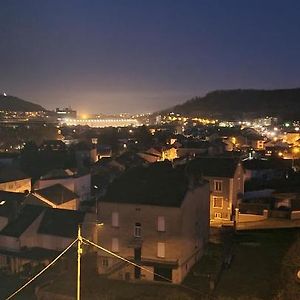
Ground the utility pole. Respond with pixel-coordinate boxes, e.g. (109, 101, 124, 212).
(77, 225, 82, 300)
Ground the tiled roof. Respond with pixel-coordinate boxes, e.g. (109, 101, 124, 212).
(243, 158, 291, 170)
(38, 209, 85, 238)
(187, 157, 240, 178)
(104, 161, 189, 207)
(34, 184, 78, 205)
(0, 205, 44, 237)
(0, 167, 30, 183)
(0, 191, 26, 217)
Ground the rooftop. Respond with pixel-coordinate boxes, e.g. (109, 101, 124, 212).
(0, 205, 44, 237)
(0, 167, 30, 183)
(34, 184, 78, 205)
(187, 157, 240, 178)
(103, 161, 189, 207)
(38, 208, 85, 238)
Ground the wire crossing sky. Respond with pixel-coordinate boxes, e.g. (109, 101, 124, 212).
(1, 0, 300, 113)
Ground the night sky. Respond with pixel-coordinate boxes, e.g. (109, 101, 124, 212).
(1, 0, 300, 114)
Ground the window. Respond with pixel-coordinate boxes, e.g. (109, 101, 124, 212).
(134, 223, 141, 237)
(212, 196, 223, 208)
(112, 212, 119, 227)
(157, 242, 165, 258)
(112, 238, 119, 252)
(157, 216, 165, 232)
(215, 213, 222, 219)
(102, 258, 109, 267)
(214, 180, 223, 192)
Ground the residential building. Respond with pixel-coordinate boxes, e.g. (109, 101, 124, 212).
(187, 157, 244, 222)
(34, 168, 91, 202)
(96, 162, 210, 283)
(26, 183, 79, 210)
(0, 205, 86, 273)
(0, 167, 31, 193)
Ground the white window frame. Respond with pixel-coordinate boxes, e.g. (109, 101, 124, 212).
(112, 212, 119, 227)
(157, 216, 165, 232)
(112, 238, 119, 252)
(134, 223, 141, 238)
(212, 196, 223, 208)
(214, 180, 223, 192)
(157, 242, 165, 258)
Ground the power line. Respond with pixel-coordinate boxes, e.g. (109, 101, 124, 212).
(5, 238, 78, 300)
(83, 237, 203, 296)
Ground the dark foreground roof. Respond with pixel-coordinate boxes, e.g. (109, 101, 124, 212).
(103, 161, 189, 207)
(187, 157, 240, 178)
(242, 158, 291, 170)
(38, 209, 85, 238)
(0, 167, 29, 183)
(0, 247, 59, 260)
(0, 205, 44, 237)
(35, 184, 78, 205)
(0, 191, 26, 217)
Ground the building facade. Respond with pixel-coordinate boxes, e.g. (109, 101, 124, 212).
(96, 179, 209, 283)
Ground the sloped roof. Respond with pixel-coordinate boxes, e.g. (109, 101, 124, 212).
(243, 158, 291, 170)
(34, 184, 78, 205)
(187, 157, 240, 178)
(0, 205, 44, 237)
(0, 191, 26, 217)
(38, 209, 85, 238)
(104, 161, 189, 207)
(0, 167, 30, 183)
(40, 169, 73, 180)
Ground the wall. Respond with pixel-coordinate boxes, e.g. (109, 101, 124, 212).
(35, 174, 91, 202)
(96, 182, 210, 283)
(206, 176, 231, 220)
(0, 216, 8, 231)
(291, 211, 300, 220)
(0, 178, 31, 193)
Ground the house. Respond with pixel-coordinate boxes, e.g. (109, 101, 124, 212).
(73, 141, 98, 166)
(96, 162, 210, 283)
(26, 184, 79, 210)
(34, 168, 91, 202)
(138, 146, 178, 163)
(243, 158, 291, 181)
(187, 157, 244, 222)
(0, 167, 31, 193)
(0, 205, 86, 274)
(39, 140, 67, 152)
(0, 190, 27, 230)
(177, 140, 209, 158)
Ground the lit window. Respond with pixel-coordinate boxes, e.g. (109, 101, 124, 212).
(157, 216, 165, 232)
(215, 213, 222, 219)
(112, 212, 119, 227)
(212, 196, 223, 208)
(157, 242, 165, 258)
(214, 180, 223, 192)
(112, 238, 119, 252)
(134, 223, 141, 237)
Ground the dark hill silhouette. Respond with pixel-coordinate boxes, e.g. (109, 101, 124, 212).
(0, 94, 45, 111)
(160, 88, 300, 119)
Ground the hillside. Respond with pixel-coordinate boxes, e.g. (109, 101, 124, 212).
(161, 88, 300, 119)
(0, 94, 45, 111)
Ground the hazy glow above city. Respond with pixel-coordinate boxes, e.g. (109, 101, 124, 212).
(1, 1, 300, 113)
